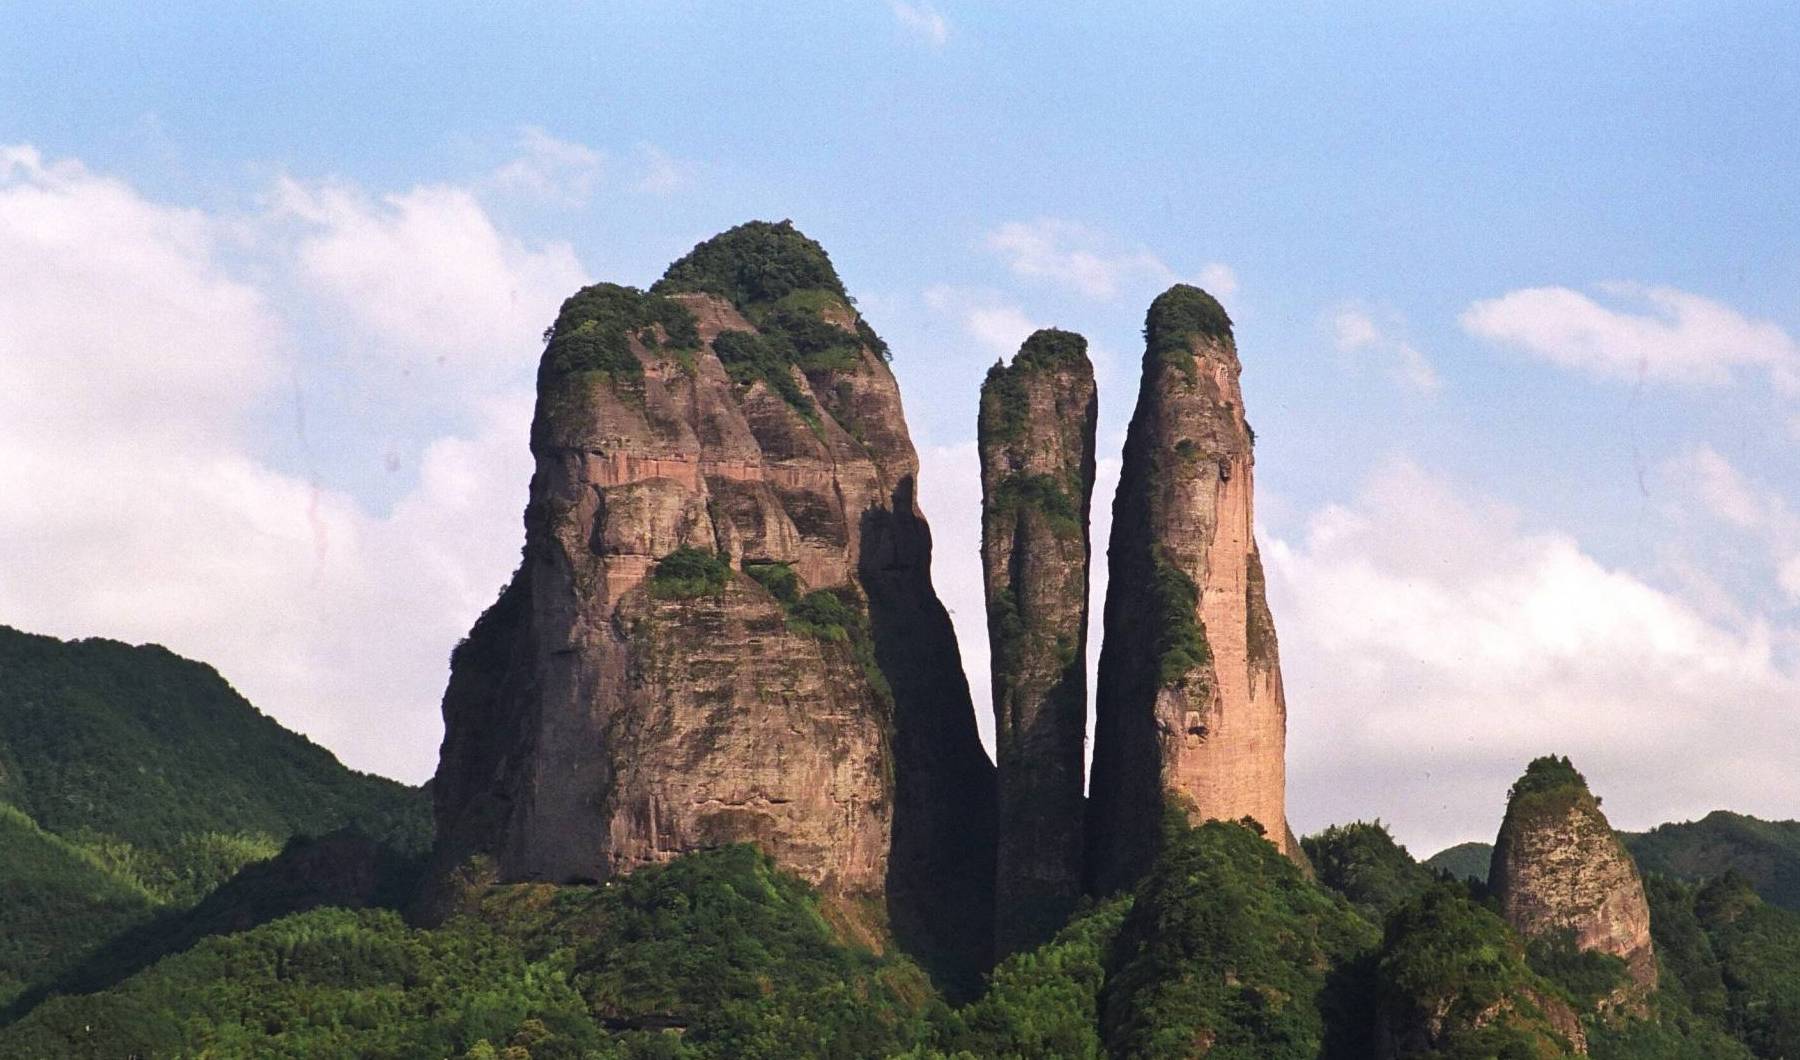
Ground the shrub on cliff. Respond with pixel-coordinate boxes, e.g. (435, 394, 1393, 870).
(649, 548, 732, 599)
(1375, 884, 1585, 1058)
(1144, 284, 1233, 378)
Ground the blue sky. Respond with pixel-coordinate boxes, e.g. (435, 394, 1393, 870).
(4, 3, 1798, 855)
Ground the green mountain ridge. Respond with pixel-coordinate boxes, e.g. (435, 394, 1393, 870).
(1423, 812, 1800, 915)
(0, 624, 430, 1010)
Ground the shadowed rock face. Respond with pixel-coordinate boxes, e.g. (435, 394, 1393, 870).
(1489, 756, 1659, 1001)
(978, 328, 1097, 957)
(1086, 285, 1295, 895)
(428, 223, 995, 981)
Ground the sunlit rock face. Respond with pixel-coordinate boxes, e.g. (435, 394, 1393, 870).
(428, 223, 995, 979)
(1489, 756, 1659, 1003)
(1087, 285, 1298, 895)
(978, 328, 1097, 956)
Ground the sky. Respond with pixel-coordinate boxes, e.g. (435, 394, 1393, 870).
(3, 2, 1798, 857)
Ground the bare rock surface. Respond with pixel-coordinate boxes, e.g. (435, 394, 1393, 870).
(427, 223, 995, 982)
(1490, 756, 1659, 1001)
(1087, 285, 1297, 893)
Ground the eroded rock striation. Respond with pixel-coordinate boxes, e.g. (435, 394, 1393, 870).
(1489, 756, 1659, 1001)
(978, 328, 1096, 956)
(428, 222, 995, 979)
(1086, 285, 1296, 894)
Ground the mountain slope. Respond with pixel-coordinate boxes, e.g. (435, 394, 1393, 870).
(0, 624, 429, 1008)
(1626, 812, 1800, 913)
(0, 624, 428, 859)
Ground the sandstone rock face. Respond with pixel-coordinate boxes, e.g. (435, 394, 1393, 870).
(1086, 285, 1295, 894)
(978, 329, 1097, 956)
(429, 224, 995, 976)
(1489, 756, 1659, 1000)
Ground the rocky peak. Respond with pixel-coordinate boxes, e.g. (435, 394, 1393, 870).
(429, 222, 994, 984)
(1086, 285, 1296, 894)
(1489, 756, 1659, 1001)
(978, 327, 1097, 956)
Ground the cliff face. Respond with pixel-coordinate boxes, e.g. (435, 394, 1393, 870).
(429, 223, 995, 976)
(1489, 757, 1658, 1001)
(978, 329, 1097, 956)
(1086, 285, 1294, 894)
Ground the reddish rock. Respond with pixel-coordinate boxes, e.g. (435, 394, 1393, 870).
(1087, 285, 1297, 894)
(427, 223, 994, 981)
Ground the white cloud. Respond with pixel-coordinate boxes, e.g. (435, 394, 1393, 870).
(1266, 459, 1800, 855)
(490, 126, 604, 206)
(923, 284, 1039, 359)
(0, 145, 549, 782)
(984, 218, 1234, 302)
(1331, 304, 1441, 393)
(1461, 282, 1800, 391)
(275, 176, 585, 388)
(889, 0, 949, 47)
(633, 142, 692, 196)
(1653, 446, 1800, 608)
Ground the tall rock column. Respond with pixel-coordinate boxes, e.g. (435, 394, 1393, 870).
(979, 328, 1097, 956)
(1086, 285, 1295, 895)
(1489, 756, 1659, 1002)
(427, 223, 995, 989)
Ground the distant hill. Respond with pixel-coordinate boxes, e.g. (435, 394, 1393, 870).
(1422, 814, 1800, 915)
(0, 624, 429, 1007)
(1423, 841, 1494, 883)
(1625, 811, 1800, 913)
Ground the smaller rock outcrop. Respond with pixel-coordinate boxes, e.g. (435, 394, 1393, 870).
(978, 328, 1097, 957)
(1489, 756, 1658, 1002)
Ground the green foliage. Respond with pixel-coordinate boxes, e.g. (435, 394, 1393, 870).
(710, 329, 817, 420)
(1626, 811, 1800, 913)
(988, 473, 1080, 536)
(1144, 284, 1233, 379)
(741, 560, 799, 605)
(0, 626, 429, 855)
(1502, 755, 1596, 833)
(1100, 820, 1381, 1059)
(925, 897, 1129, 1060)
(648, 547, 732, 599)
(0, 802, 156, 1009)
(1, 846, 937, 1060)
(1149, 549, 1210, 688)
(1014, 327, 1088, 370)
(1524, 927, 1627, 1011)
(655, 220, 848, 308)
(1510, 755, 1589, 800)
(1302, 820, 1438, 923)
(540, 282, 700, 390)
(655, 221, 891, 365)
(1376, 884, 1581, 1058)
(978, 358, 1030, 445)
(788, 589, 859, 643)
(1425, 841, 1495, 885)
(0, 624, 428, 1007)
(1691, 872, 1800, 1057)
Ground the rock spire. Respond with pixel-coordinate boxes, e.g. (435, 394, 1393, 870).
(1489, 756, 1659, 1001)
(978, 328, 1097, 956)
(427, 221, 995, 983)
(1086, 284, 1297, 894)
